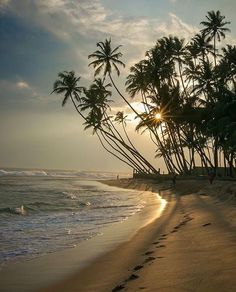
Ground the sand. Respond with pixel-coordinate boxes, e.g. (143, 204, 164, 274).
(1, 178, 236, 291)
(41, 178, 236, 292)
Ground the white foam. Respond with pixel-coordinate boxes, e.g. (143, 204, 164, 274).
(14, 205, 26, 215)
(62, 192, 77, 200)
(0, 169, 48, 176)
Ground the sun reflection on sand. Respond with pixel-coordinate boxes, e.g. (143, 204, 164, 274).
(155, 192, 167, 218)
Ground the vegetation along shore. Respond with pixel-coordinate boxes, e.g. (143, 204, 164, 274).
(52, 10, 236, 178)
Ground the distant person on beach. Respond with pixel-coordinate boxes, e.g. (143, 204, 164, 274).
(117, 174, 119, 180)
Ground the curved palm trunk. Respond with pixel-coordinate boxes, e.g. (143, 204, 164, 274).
(175, 125, 191, 172)
(100, 131, 144, 172)
(104, 113, 158, 173)
(160, 124, 181, 173)
(109, 73, 181, 173)
(178, 61, 189, 99)
(120, 121, 158, 173)
(109, 74, 142, 118)
(109, 74, 162, 173)
(166, 124, 186, 173)
(70, 94, 158, 173)
(96, 131, 136, 170)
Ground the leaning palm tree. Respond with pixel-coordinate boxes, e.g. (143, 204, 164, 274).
(88, 38, 144, 119)
(80, 79, 112, 114)
(51, 71, 84, 107)
(200, 10, 230, 65)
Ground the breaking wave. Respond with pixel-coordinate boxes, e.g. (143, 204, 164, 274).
(0, 169, 48, 176)
(0, 169, 130, 180)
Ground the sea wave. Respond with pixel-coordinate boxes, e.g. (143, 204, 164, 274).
(0, 169, 130, 180)
(0, 205, 26, 215)
(0, 169, 48, 176)
(0, 199, 93, 216)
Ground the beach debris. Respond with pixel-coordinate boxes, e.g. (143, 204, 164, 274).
(128, 274, 139, 280)
(202, 222, 211, 227)
(112, 284, 125, 291)
(133, 265, 143, 271)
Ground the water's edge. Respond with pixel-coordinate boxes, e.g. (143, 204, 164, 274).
(0, 182, 167, 292)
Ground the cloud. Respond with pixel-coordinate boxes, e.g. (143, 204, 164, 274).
(2, 1, 197, 44)
(0, 0, 9, 8)
(0, 0, 202, 79)
(0, 79, 29, 91)
(16, 81, 30, 89)
(0, 79, 50, 110)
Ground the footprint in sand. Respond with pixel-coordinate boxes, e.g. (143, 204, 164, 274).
(112, 284, 125, 291)
(128, 274, 139, 281)
(133, 265, 144, 271)
(202, 222, 211, 227)
(159, 237, 167, 241)
(152, 241, 160, 245)
(144, 256, 156, 263)
(156, 245, 166, 248)
(144, 251, 154, 255)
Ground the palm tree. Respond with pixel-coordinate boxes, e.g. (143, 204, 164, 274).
(88, 38, 125, 77)
(51, 71, 84, 106)
(125, 61, 149, 98)
(88, 38, 146, 120)
(80, 79, 112, 114)
(218, 45, 236, 89)
(114, 111, 135, 148)
(191, 33, 213, 62)
(200, 10, 230, 65)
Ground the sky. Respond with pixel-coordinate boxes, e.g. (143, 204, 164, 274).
(0, 0, 235, 172)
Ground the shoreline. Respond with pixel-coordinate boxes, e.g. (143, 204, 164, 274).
(1, 178, 236, 291)
(0, 181, 165, 292)
(42, 178, 236, 291)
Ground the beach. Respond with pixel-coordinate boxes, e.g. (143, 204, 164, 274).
(1, 178, 236, 291)
(42, 178, 236, 292)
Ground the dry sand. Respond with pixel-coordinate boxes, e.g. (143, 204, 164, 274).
(41, 178, 236, 292)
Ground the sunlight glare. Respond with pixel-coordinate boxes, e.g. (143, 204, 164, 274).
(155, 113, 162, 120)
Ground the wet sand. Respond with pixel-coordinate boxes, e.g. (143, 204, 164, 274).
(1, 178, 236, 291)
(0, 181, 164, 292)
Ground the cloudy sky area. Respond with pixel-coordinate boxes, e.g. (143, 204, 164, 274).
(0, 0, 235, 172)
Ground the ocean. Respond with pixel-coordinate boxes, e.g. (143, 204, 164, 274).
(0, 168, 163, 271)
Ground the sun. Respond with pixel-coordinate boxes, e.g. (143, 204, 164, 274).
(155, 113, 162, 120)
